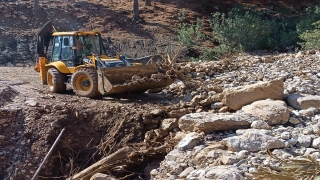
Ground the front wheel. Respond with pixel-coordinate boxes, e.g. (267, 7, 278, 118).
(47, 68, 67, 93)
(71, 68, 101, 98)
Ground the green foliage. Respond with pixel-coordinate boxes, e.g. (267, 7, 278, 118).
(296, 6, 320, 34)
(210, 9, 275, 52)
(176, 4, 320, 60)
(178, 9, 187, 22)
(299, 21, 320, 49)
(270, 19, 299, 49)
(200, 47, 218, 61)
(177, 18, 205, 48)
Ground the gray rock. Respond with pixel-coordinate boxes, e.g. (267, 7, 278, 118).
(210, 102, 224, 109)
(205, 165, 245, 180)
(241, 99, 290, 125)
(299, 107, 317, 117)
(178, 167, 194, 178)
(280, 132, 291, 140)
(289, 117, 300, 124)
(220, 154, 238, 165)
(312, 137, 320, 148)
(236, 159, 248, 167)
(25, 99, 39, 107)
(224, 129, 285, 152)
(186, 169, 206, 179)
(287, 138, 298, 146)
(161, 118, 178, 132)
(177, 132, 200, 151)
(286, 94, 320, 110)
(297, 135, 312, 147)
(236, 150, 249, 159)
(251, 120, 270, 130)
(179, 112, 259, 133)
(312, 123, 320, 135)
(222, 78, 284, 110)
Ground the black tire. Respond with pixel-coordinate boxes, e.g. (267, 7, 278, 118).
(71, 68, 101, 98)
(47, 68, 67, 93)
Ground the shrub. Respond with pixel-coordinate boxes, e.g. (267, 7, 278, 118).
(299, 21, 320, 49)
(177, 18, 205, 48)
(210, 9, 275, 52)
(177, 4, 320, 60)
(178, 9, 187, 22)
(296, 6, 320, 34)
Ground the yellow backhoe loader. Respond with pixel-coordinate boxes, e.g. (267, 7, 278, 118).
(34, 21, 175, 98)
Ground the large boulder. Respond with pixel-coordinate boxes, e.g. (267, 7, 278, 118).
(241, 99, 290, 125)
(286, 94, 320, 110)
(224, 129, 285, 152)
(222, 79, 284, 110)
(179, 112, 259, 133)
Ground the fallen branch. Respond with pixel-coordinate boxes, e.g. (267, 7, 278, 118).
(68, 142, 174, 180)
(68, 146, 136, 180)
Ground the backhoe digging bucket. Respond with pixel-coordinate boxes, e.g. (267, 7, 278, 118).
(97, 64, 175, 95)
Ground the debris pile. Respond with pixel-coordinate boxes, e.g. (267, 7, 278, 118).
(1, 50, 320, 180)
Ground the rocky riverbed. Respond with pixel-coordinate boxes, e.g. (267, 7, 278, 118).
(148, 50, 320, 180)
(1, 50, 320, 179)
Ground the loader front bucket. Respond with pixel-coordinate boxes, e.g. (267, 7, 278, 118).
(97, 64, 175, 95)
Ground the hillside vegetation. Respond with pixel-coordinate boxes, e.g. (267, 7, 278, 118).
(0, 0, 319, 65)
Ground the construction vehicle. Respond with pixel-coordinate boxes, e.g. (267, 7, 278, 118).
(34, 21, 175, 98)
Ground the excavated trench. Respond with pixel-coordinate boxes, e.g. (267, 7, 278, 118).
(13, 100, 174, 180)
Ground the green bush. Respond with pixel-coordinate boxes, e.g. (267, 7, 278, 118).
(268, 16, 299, 49)
(177, 18, 205, 48)
(299, 21, 320, 49)
(177, 4, 320, 60)
(210, 9, 275, 51)
(296, 6, 320, 34)
(178, 9, 187, 22)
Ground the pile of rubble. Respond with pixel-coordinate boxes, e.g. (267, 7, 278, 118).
(1, 50, 320, 180)
(146, 50, 320, 180)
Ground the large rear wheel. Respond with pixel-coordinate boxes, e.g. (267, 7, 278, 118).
(71, 68, 101, 98)
(47, 68, 67, 93)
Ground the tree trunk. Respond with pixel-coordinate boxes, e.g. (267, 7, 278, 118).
(133, 0, 139, 20)
(145, 0, 151, 6)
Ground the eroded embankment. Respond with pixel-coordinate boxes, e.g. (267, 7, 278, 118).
(1, 96, 177, 180)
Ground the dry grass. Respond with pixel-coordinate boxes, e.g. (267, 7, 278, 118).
(253, 149, 320, 180)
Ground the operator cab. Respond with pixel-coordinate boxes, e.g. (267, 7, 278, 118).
(35, 21, 130, 70)
(50, 32, 107, 67)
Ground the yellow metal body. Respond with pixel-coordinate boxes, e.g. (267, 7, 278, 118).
(35, 54, 115, 84)
(36, 58, 75, 84)
(35, 29, 173, 95)
(74, 74, 91, 91)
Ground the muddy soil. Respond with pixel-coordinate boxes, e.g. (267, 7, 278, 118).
(0, 67, 180, 179)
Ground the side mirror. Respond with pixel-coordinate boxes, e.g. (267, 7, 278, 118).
(63, 38, 69, 46)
